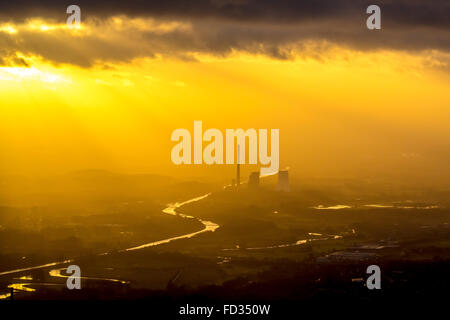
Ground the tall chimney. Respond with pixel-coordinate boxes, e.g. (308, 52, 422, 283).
(236, 144, 240, 187)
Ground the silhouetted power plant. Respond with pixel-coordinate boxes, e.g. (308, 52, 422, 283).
(248, 171, 260, 188)
(236, 144, 241, 187)
(277, 170, 290, 192)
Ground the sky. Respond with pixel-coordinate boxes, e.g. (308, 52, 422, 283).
(0, 1, 449, 184)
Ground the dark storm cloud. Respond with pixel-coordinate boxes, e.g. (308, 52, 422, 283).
(0, 1, 449, 67)
(1, 0, 449, 28)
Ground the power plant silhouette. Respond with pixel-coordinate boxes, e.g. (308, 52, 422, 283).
(231, 145, 289, 191)
(277, 170, 290, 192)
(248, 172, 260, 188)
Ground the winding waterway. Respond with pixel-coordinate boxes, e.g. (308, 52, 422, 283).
(123, 193, 218, 252)
(0, 192, 219, 299)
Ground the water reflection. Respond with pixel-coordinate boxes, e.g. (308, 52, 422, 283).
(0, 192, 220, 299)
(124, 193, 219, 252)
(223, 232, 344, 251)
(49, 267, 129, 284)
(313, 205, 352, 210)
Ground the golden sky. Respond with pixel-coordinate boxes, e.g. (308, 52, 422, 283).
(0, 5, 449, 184)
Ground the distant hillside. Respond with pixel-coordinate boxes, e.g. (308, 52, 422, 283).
(0, 170, 212, 206)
